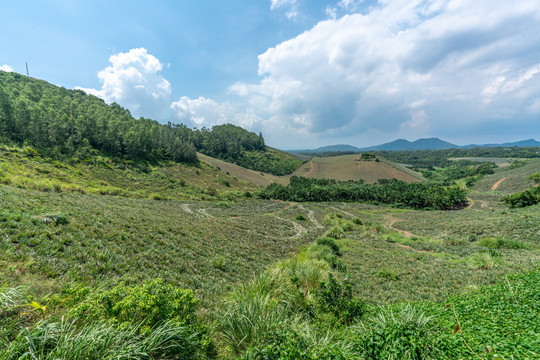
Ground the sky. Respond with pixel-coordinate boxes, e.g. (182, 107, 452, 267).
(1, 0, 539, 149)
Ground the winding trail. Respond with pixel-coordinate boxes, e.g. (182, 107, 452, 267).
(180, 204, 193, 213)
(275, 216, 307, 239)
(384, 215, 413, 238)
(466, 197, 474, 209)
(328, 205, 355, 219)
(491, 177, 508, 191)
(198, 208, 213, 219)
(298, 205, 323, 229)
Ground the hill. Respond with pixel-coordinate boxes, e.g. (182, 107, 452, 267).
(0, 71, 301, 176)
(288, 144, 361, 154)
(473, 158, 540, 194)
(292, 154, 424, 183)
(361, 138, 458, 151)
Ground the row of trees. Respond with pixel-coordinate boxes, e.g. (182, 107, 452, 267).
(259, 176, 467, 210)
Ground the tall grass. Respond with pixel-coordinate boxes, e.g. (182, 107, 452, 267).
(1, 318, 203, 360)
(216, 273, 292, 355)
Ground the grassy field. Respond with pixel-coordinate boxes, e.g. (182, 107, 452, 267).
(292, 154, 423, 183)
(473, 158, 540, 194)
(197, 152, 289, 186)
(0, 145, 257, 201)
(2, 146, 539, 359)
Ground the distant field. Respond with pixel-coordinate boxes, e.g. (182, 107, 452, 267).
(292, 154, 423, 183)
(473, 158, 540, 194)
(449, 157, 525, 167)
(197, 152, 289, 186)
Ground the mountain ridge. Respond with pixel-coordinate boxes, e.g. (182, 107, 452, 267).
(286, 138, 540, 153)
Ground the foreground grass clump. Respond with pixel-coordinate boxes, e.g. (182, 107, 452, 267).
(0, 280, 215, 359)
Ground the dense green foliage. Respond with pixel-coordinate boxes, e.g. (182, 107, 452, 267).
(0, 72, 197, 163)
(259, 176, 467, 209)
(502, 185, 540, 208)
(0, 72, 301, 175)
(380, 147, 540, 168)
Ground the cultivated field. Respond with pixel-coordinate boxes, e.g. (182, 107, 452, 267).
(292, 154, 423, 183)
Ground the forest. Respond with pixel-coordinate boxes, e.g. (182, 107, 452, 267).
(0, 72, 300, 175)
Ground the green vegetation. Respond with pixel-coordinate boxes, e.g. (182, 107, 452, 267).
(380, 147, 540, 168)
(0, 72, 301, 176)
(260, 176, 467, 209)
(0, 77, 538, 359)
(503, 186, 540, 208)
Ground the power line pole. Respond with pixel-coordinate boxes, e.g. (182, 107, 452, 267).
(26, 62, 29, 77)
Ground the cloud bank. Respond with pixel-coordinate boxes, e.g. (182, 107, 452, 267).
(77, 48, 171, 120)
(0, 65, 14, 72)
(82, 1, 540, 147)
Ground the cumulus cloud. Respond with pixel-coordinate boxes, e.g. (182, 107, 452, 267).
(232, 0, 540, 146)
(170, 96, 263, 129)
(270, 0, 299, 20)
(77, 48, 171, 119)
(0, 64, 14, 72)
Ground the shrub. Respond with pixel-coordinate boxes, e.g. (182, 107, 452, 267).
(353, 305, 456, 359)
(478, 237, 528, 249)
(468, 250, 502, 270)
(313, 273, 365, 325)
(316, 237, 341, 256)
(295, 214, 307, 221)
(324, 226, 344, 239)
(375, 268, 400, 281)
(32, 213, 69, 226)
(70, 279, 198, 330)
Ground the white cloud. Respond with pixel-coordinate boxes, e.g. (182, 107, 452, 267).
(0, 65, 14, 72)
(170, 96, 263, 129)
(270, 0, 299, 20)
(232, 0, 540, 146)
(77, 48, 171, 119)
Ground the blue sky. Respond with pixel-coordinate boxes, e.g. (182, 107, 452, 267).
(1, 0, 539, 148)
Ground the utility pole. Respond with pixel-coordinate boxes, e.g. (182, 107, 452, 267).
(26, 62, 29, 77)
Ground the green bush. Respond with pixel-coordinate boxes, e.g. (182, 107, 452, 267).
(324, 226, 345, 239)
(316, 237, 341, 256)
(70, 279, 197, 330)
(353, 305, 456, 359)
(478, 237, 528, 249)
(313, 273, 365, 325)
(502, 186, 540, 208)
(295, 214, 307, 221)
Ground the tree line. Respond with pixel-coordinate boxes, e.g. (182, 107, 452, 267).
(259, 176, 467, 210)
(0, 72, 301, 174)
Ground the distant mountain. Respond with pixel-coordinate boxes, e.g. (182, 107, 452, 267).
(288, 144, 361, 154)
(360, 138, 458, 151)
(461, 139, 540, 149)
(286, 138, 540, 154)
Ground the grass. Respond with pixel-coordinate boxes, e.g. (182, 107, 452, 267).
(0, 145, 257, 201)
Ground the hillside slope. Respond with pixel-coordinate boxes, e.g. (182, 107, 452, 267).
(473, 158, 540, 194)
(292, 154, 423, 183)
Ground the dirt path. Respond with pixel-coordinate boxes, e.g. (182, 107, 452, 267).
(384, 215, 413, 238)
(198, 208, 213, 219)
(466, 197, 474, 209)
(304, 161, 316, 177)
(491, 177, 508, 191)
